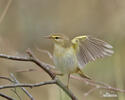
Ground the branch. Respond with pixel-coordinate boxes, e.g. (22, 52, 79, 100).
(0, 49, 78, 100)
(56, 78, 77, 100)
(0, 49, 124, 99)
(0, 53, 31, 61)
(26, 49, 56, 79)
(0, 0, 12, 24)
(10, 73, 35, 100)
(0, 93, 15, 100)
(36, 48, 53, 60)
(71, 75, 125, 93)
(0, 51, 55, 78)
(0, 74, 55, 100)
(0, 80, 56, 90)
(11, 89, 22, 100)
(83, 87, 97, 96)
(0, 76, 14, 83)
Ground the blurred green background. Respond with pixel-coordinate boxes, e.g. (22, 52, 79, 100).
(0, 0, 125, 100)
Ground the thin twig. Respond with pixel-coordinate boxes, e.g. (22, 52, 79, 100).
(0, 49, 78, 100)
(71, 75, 125, 93)
(0, 50, 124, 99)
(0, 76, 14, 83)
(0, 80, 56, 90)
(11, 89, 22, 100)
(15, 68, 37, 73)
(10, 73, 35, 100)
(26, 49, 56, 79)
(20, 87, 34, 100)
(84, 87, 97, 96)
(0, 93, 15, 100)
(36, 48, 53, 60)
(0, 0, 12, 24)
(0, 53, 31, 61)
(56, 78, 78, 100)
(0, 52, 55, 78)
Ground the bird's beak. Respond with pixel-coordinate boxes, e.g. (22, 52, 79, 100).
(42, 35, 52, 39)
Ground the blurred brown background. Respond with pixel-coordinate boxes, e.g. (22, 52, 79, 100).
(0, 0, 125, 100)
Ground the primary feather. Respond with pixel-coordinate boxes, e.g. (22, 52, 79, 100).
(72, 35, 114, 69)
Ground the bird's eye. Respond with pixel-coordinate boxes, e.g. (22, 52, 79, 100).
(55, 37, 60, 39)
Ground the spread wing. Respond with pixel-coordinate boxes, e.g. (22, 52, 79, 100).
(71, 35, 114, 69)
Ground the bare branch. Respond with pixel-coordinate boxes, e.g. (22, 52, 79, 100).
(0, 51, 55, 78)
(0, 93, 15, 100)
(84, 87, 97, 96)
(0, 53, 31, 61)
(71, 75, 125, 93)
(20, 87, 34, 100)
(0, 49, 124, 99)
(0, 0, 12, 24)
(0, 80, 56, 90)
(26, 49, 56, 79)
(10, 73, 35, 100)
(56, 78, 78, 100)
(11, 89, 22, 100)
(15, 68, 37, 73)
(0, 49, 78, 100)
(36, 48, 53, 60)
(0, 76, 14, 83)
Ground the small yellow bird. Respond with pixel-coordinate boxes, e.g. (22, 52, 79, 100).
(46, 33, 114, 86)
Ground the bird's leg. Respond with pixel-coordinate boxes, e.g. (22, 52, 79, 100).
(76, 68, 91, 80)
(67, 73, 70, 88)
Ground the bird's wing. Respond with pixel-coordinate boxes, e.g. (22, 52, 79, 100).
(71, 35, 114, 69)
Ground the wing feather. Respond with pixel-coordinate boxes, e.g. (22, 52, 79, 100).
(72, 35, 114, 69)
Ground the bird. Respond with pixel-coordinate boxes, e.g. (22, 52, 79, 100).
(45, 33, 114, 86)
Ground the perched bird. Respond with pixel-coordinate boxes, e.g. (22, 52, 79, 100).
(46, 33, 114, 86)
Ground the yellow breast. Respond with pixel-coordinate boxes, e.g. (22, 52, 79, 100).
(53, 43, 78, 74)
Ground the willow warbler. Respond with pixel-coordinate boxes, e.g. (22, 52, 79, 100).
(46, 33, 113, 85)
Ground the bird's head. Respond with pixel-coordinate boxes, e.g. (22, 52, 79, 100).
(46, 33, 69, 46)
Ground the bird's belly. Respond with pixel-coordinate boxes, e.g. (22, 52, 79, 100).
(53, 52, 77, 74)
